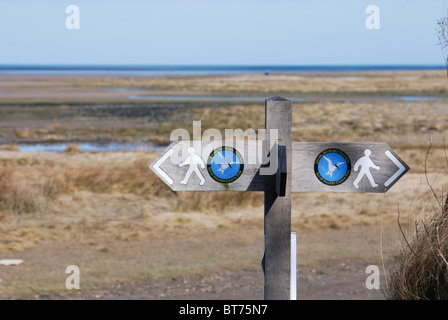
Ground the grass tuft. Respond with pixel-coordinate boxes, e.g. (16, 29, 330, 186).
(387, 195, 448, 300)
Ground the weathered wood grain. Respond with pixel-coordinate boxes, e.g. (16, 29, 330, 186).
(263, 97, 292, 300)
(150, 141, 409, 194)
(291, 142, 410, 193)
(149, 140, 265, 192)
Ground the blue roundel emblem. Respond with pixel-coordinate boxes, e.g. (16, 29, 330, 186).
(314, 149, 351, 186)
(207, 147, 244, 183)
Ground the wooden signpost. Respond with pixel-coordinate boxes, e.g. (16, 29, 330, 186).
(149, 96, 410, 300)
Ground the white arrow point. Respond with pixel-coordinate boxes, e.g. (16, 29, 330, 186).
(384, 150, 406, 187)
(151, 149, 174, 185)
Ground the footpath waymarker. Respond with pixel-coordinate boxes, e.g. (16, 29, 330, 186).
(292, 142, 409, 193)
(151, 140, 265, 191)
(149, 96, 410, 300)
(151, 143, 408, 194)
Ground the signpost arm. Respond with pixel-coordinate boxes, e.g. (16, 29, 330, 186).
(264, 96, 292, 300)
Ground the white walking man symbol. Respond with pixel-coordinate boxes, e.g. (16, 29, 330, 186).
(353, 149, 380, 189)
(179, 146, 206, 186)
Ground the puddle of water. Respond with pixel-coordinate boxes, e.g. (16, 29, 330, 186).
(128, 95, 269, 102)
(108, 88, 148, 93)
(128, 95, 306, 102)
(396, 96, 440, 102)
(14, 142, 164, 153)
(128, 94, 440, 103)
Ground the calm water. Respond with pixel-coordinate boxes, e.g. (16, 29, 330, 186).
(0, 65, 444, 77)
(128, 95, 442, 102)
(128, 95, 307, 102)
(15, 142, 164, 153)
(397, 96, 440, 102)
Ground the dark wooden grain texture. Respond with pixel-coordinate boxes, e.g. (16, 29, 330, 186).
(264, 97, 292, 300)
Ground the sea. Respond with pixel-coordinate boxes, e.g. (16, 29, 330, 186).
(0, 65, 444, 77)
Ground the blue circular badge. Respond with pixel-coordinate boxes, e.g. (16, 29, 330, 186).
(207, 147, 244, 184)
(314, 149, 351, 186)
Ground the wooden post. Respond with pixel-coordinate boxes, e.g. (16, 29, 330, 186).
(264, 96, 292, 300)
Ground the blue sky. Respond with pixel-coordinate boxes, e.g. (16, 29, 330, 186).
(0, 0, 447, 65)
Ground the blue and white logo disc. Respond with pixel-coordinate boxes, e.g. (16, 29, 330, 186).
(314, 149, 351, 186)
(207, 147, 244, 184)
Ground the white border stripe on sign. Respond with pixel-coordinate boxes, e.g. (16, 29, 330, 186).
(384, 150, 406, 187)
(152, 148, 174, 185)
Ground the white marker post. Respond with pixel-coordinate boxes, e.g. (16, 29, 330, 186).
(291, 232, 297, 300)
(0, 259, 23, 266)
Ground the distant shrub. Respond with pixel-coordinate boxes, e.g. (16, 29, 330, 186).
(1, 145, 19, 151)
(14, 129, 33, 139)
(0, 167, 40, 214)
(43, 135, 61, 142)
(64, 144, 81, 153)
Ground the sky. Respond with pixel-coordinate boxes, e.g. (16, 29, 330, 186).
(0, 0, 447, 66)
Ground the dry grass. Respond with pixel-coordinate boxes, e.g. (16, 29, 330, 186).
(1, 145, 19, 151)
(155, 100, 448, 148)
(386, 197, 448, 299)
(1, 71, 448, 105)
(0, 152, 262, 217)
(61, 71, 448, 95)
(14, 129, 34, 139)
(0, 145, 444, 253)
(173, 191, 262, 213)
(43, 134, 62, 142)
(0, 166, 44, 214)
(386, 141, 448, 300)
(191, 105, 265, 132)
(291, 101, 448, 146)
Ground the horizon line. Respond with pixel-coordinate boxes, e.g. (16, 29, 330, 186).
(0, 64, 445, 69)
